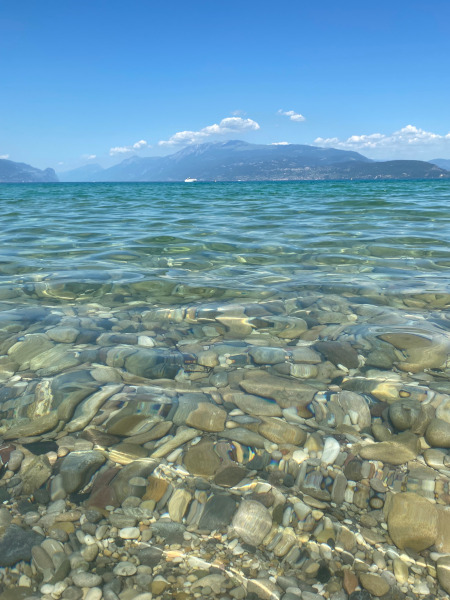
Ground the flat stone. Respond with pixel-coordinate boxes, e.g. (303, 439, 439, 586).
(198, 494, 237, 531)
(289, 346, 322, 363)
(119, 527, 140, 539)
(7, 334, 54, 366)
(192, 574, 227, 594)
(359, 573, 390, 597)
(84, 589, 102, 600)
(436, 396, 450, 423)
(240, 371, 316, 413)
(247, 578, 280, 600)
(150, 427, 199, 459)
(20, 454, 52, 495)
(219, 427, 267, 448)
(185, 402, 227, 432)
(331, 472, 347, 504)
(314, 341, 359, 369)
(321, 437, 340, 465)
(168, 488, 192, 522)
(214, 464, 247, 487)
(389, 399, 422, 431)
(336, 391, 371, 430)
(113, 561, 137, 576)
(248, 346, 287, 365)
(343, 570, 358, 595)
(31, 545, 55, 582)
(132, 546, 163, 568)
(0, 587, 36, 600)
(232, 499, 272, 546)
(196, 350, 219, 368)
(223, 391, 282, 417)
(3, 412, 60, 439)
(378, 331, 449, 373)
(184, 440, 221, 477)
(65, 384, 122, 433)
(258, 417, 306, 445)
(387, 492, 438, 551)
(60, 450, 106, 494)
(436, 506, 450, 552)
(142, 476, 169, 502)
(110, 459, 157, 504)
(0, 524, 44, 567)
(436, 555, 450, 594)
(71, 571, 103, 588)
(359, 432, 419, 465)
(425, 418, 450, 448)
(46, 326, 80, 343)
(151, 521, 185, 544)
(393, 558, 408, 584)
(5, 449, 23, 471)
(29, 346, 80, 374)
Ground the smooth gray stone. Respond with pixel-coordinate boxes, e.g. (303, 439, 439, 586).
(31, 545, 55, 582)
(60, 450, 106, 494)
(131, 546, 163, 568)
(426, 418, 450, 448)
(124, 348, 182, 379)
(71, 571, 103, 588)
(218, 427, 267, 448)
(0, 524, 44, 567)
(249, 346, 286, 365)
(198, 494, 237, 531)
(314, 340, 359, 369)
(151, 521, 185, 544)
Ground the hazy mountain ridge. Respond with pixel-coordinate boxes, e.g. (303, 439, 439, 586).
(0, 159, 58, 183)
(430, 158, 450, 171)
(2, 143, 449, 183)
(60, 141, 449, 182)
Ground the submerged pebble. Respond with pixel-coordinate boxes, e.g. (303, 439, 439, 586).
(0, 183, 449, 598)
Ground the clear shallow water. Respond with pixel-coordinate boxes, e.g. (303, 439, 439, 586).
(1, 181, 450, 597)
(1, 181, 450, 303)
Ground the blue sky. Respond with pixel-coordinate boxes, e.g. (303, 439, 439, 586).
(1, 0, 450, 170)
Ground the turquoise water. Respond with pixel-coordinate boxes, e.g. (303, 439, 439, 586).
(1, 181, 450, 597)
(1, 180, 450, 304)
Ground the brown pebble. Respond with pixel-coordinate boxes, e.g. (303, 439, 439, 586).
(343, 570, 358, 595)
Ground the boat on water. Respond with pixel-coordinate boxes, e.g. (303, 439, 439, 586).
(184, 177, 197, 182)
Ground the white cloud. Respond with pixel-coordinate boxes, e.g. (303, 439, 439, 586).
(109, 140, 149, 156)
(0, 154, 10, 159)
(159, 117, 260, 146)
(133, 140, 148, 150)
(314, 125, 450, 158)
(271, 141, 291, 145)
(81, 154, 97, 160)
(278, 109, 305, 122)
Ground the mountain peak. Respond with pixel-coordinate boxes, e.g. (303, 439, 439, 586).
(0, 159, 58, 183)
(54, 141, 450, 182)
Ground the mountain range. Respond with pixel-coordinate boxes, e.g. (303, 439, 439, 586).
(1, 141, 449, 182)
(0, 159, 58, 183)
(430, 158, 450, 171)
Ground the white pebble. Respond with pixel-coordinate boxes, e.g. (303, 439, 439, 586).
(40, 584, 55, 595)
(138, 335, 155, 347)
(119, 526, 140, 539)
(85, 588, 103, 600)
(113, 561, 137, 576)
(84, 534, 96, 545)
(321, 437, 340, 465)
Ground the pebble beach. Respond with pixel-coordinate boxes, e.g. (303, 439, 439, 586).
(0, 181, 449, 600)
